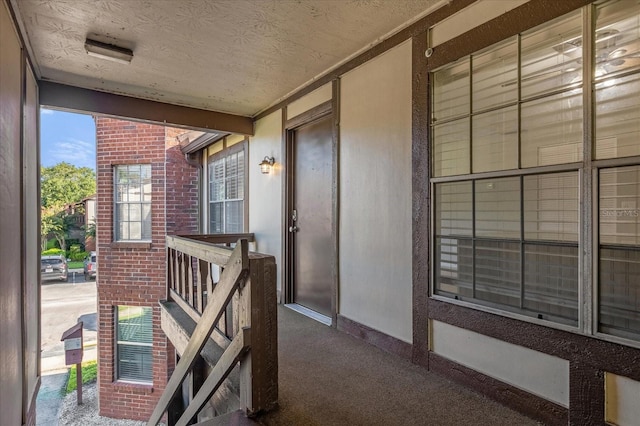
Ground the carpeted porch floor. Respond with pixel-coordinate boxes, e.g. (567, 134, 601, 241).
(256, 306, 540, 426)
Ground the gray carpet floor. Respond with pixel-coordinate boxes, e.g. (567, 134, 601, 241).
(258, 306, 540, 426)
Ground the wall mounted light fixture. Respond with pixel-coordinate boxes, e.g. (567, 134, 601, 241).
(259, 156, 275, 174)
(85, 38, 133, 64)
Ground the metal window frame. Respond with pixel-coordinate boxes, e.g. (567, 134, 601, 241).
(429, 3, 640, 346)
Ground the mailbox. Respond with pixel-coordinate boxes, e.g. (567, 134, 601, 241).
(61, 322, 84, 365)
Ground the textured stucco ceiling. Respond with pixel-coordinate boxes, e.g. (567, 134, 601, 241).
(14, 0, 443, 117)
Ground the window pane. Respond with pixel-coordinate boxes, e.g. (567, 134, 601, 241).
(436, 181, 472, 237)
(237, 151, 245, 199)
(521, 11, 582, 99)
(118, 345, 152, 382)
(472, 37, 518, 112)
(226, 154, 238, 199)
(117, 306, 153, 343)
(524, 244, 578, 323)
(472, 106, 518, 173)
(475, 177, 520, 239)
(142, 204, 152, 240)
(119, 222, 129, 241)
(128, 184, 141, 202)
(435, 237, 473, 297)
(595, 1, 640, 81)
(433, 118, 470, 177)
(130, 222, 142, 240)
(116, 184, 127, 202)
(209, 202, 223, 234)
(596, 73, 640, 159)
(600, 166, 640, 246)
(225, 200, 244, 233)
(433, 58, 470, 122)
(475, 240, 520, 307)
(117, 204, 129, 222)
(521, 91, 583, 167)
(599, 247, 640, 340)
(129, 204, 141, 221)
(524, 172, 579, 242)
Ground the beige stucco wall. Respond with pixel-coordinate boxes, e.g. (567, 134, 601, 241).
(249, 110, 284, 299)
(606, 372, 640, 425)
(339, 40, 413, 343)
(286, 83, 332, 120)
(431, 320, 570, 407)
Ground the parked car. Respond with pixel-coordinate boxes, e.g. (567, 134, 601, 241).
(84, 251, 97, 280)
(41, 255, 68, 282)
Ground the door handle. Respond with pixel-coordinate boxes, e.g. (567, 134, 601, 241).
(289, 225, 299, 233)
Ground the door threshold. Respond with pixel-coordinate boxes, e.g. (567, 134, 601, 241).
(285, 303, 331, 326)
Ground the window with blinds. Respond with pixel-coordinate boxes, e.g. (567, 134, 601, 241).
(431, 0, 640, 344)
(114, 164, 152, 241)
(116, 306, 153, 383)
(208, 146, 245, 234)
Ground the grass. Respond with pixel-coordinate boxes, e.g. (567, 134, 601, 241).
(67, 261, 84, 269)
(66, 360, 97, 394)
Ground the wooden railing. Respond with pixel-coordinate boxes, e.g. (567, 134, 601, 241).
(148, 234, 277, 426)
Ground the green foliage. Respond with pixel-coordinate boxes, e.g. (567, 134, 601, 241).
(41, 162, 96, 211)
(41, 162, 96, 252)
(69, 244, 88, 261)
(42, 248, 65, 256)
(66, 360, 97, 394)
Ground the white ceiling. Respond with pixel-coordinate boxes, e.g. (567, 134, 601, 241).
(14, 0, 444, 117)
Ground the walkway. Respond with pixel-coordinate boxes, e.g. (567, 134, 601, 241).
(258, 306, 539, 426)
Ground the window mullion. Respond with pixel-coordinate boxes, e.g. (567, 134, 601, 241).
(581, 4, 595, 336)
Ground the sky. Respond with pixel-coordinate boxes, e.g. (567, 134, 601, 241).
(40, 109, 96, 170)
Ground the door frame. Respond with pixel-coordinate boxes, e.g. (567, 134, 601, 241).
(282, 80, 340, 326)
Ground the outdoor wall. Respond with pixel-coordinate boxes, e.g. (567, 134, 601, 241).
(431, 320, 570, 407)
(605, 373, 640, 425)
(249, 110, 283, 300)
(0, 1, 40, 424)
(338, 40, 413, 343)
(96, 118, 197, 421)
(286, 83, 332, 120)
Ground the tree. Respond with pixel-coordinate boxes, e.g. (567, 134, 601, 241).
(41, 162, 96, 210)
(41, 163, 96, 251)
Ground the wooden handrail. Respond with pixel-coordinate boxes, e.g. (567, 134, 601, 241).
(148, 240, 249, 426)
(154, 235, 278, 425)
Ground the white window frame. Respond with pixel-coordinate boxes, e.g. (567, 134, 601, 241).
(203, 139, 247, 234)
(113, 164, 152, 242)
(115, 305, 153, 383)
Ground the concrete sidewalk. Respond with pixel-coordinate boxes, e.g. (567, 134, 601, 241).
(36, 371, 69, 426)
(37, 345, 97, 425)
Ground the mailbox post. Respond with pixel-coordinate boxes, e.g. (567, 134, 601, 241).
(61, 322, 84, 405)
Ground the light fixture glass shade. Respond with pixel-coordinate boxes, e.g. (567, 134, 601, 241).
(259, 156, 275, 174)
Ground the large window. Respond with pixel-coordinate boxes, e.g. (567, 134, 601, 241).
(114, 164, 152, 241)
(432, 0, 640, 343)
(116, 306, 153, 383)
(208, 144, 245, 233)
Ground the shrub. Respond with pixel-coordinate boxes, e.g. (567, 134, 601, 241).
(42, 248, 65, 256)
(69, 244, 88, 261)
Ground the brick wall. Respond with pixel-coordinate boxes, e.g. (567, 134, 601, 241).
(95, 117, 199, 421)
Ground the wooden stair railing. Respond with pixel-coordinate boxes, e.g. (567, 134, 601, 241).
(148, 236, 277, 425)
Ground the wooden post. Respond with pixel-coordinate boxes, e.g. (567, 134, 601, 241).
(76, 362, 83, 405)
(239, 256, 278, 416)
